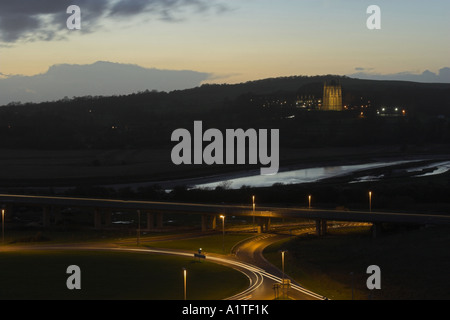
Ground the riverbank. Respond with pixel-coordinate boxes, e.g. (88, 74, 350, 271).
(1, 144, 449, 191)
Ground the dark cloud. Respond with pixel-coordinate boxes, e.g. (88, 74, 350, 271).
(0, 0, 229, 43)
(0, 0, 110, 42)
(109, 0, 230, 22)
(0, 61, 212, 105)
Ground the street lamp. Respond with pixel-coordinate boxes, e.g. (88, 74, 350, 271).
(220, 215, 225, 253)
(281, 250, 288, 282)
(350, 271, 354, 300)
(1, 208, 5, 244)
(369, 191, 372, 212)
(308, 195, 312, 209)
(280, 250, 288, 299)
(252, 196, 255, 232)
(137, 210, 141, 246)
(182, 267, 187, 300)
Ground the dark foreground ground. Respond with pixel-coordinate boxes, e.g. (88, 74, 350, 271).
(265, 225, 450, 300)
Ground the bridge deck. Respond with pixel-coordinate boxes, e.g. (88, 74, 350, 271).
(1, 194, 450, 226)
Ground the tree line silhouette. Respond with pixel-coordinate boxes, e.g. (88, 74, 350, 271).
(0, 75, 449, 150)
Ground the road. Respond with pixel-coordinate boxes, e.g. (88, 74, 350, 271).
(3, 222, 374, 300)
(2, 193, 450, 226)
(116, 230, 327, 300)
(230, 233, 322, 300)
(116, 223, 328, 300)
(2, 227, 326, 300)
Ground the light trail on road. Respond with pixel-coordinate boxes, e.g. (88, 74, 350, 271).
(2, 193, 450, 226)
(10, 244, 325, 301)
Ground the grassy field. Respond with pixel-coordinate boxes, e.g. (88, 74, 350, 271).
(142, 233, 256, 255)
(264, 225, 450, 300)
(0, 250, 249, 300)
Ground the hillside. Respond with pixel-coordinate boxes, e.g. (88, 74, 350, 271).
(0, 76, 449, 150)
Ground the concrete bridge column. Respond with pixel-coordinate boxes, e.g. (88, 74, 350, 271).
(156, 213, 163, 229)
(210, 215, 217, 230)
(104, 210, 112, 228)
(43, 206, 51, 228)
(315, 219, 327, 236)
(257, 218, 264, 233)
(315, 219, 321, 236)
(94, 208, 102, 229)
(264, 218, 271, 233)
(256, 217, 271, 233)
(201, 214, 209, 232)
(147, 212, 155, 230)
(321, 219, 327, 235)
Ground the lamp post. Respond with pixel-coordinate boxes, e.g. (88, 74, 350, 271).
(369, 191, 372, 212)
(252, 196, 255, 232)
(350, 271, 354, 300)
(183, 267, 187, 300)
(281, 250, 287, 282)
(137, 210, 141, 246)
(220, 215, 225, 253)
(308, 195, 312, 209)
(1, 208, 4, 244)
(281, 250, 288, 299)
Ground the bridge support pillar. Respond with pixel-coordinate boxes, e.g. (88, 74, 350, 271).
(104, 210, 112, 228)
(257, 218, 263, 233)
(315, 219, 327, 236)
(201, 215, 209, 232)
(321, 219, 327, 235)
(43, 206, 51, 228)
(211, 215, 217, 230)
(257, 217, 271, 233)
(147, 212, 155, 230)
(156, 213, 163, 229)
(201, 215, 218, 232)
(94, 208, 102, 229)
(264, 218, 271, 233)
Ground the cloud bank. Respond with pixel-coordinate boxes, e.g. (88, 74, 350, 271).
(349, 67, 450, 83)
(0, 0, 229, 43)
(0, 61, 212, 105)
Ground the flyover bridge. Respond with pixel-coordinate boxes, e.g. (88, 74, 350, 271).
(1, 194, 450, 236)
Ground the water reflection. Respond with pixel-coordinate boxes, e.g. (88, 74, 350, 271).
(194, 161, 413, 190)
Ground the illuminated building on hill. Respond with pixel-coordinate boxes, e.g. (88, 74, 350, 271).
(295, 95, 322, 109)
(322, 80, 343, 111)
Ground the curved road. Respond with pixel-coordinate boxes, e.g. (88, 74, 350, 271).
(3, 224, 331, 300)
(231, 233, 326, 300)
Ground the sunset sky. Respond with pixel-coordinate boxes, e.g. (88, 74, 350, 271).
(0, 0, 449, 98)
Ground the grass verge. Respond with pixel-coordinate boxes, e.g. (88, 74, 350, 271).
(142, 233, 255, 255)
(0, 249, 249, 300)
(264, 225, 450, 300)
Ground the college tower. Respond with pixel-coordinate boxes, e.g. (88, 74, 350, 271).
(322, 80, 343, 111)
